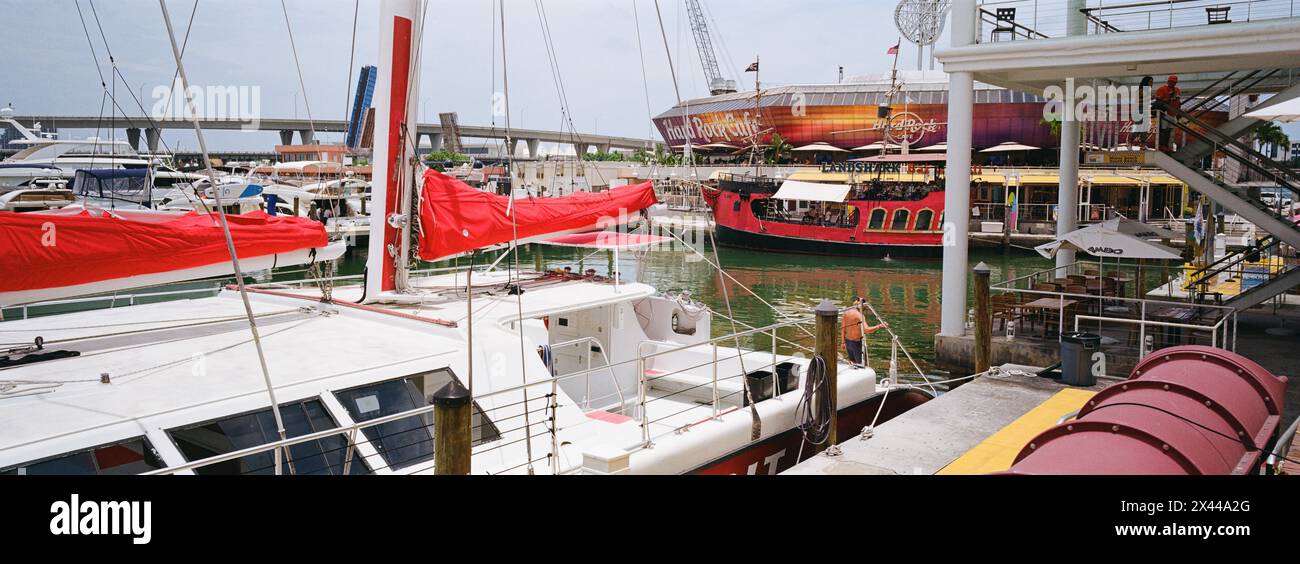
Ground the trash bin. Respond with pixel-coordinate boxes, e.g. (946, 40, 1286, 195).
(775, 362, 800, 395)
(743, 370, 774, 406)
(1060, 332, 1102, 386)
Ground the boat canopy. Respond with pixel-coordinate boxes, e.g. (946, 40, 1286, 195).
(772, 179, 853, 203)
(417, 170, 659, 262)
(71, 168, 151, 202)
(0, 209, 327, 299)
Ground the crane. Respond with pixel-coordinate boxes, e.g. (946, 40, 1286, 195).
(684, 0, 737, 96)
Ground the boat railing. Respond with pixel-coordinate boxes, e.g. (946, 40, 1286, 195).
(144, 312, 841, 476)
(1, 284, 224, 322)
(549, 336, 625, 413)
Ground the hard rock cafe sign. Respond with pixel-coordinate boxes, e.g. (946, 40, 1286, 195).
(872, 111, 941, 146)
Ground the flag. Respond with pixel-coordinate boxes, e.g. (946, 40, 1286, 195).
(1192, 201, 1205, 246)
(744, 61, 759, 72)
(887, 42, 899, 55)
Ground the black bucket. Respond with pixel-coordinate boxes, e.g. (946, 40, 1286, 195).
(775, 362, 800, 395)
(743, 370, 774, 406)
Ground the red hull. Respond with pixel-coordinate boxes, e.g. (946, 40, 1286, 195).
(706, 186, 945, 257)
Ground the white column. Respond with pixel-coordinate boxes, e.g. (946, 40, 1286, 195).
(939, 0, 977, 337)
(1056, 117, 1080, 277)
(1055, 0, 1087, 277)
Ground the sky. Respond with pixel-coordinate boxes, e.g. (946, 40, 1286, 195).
(2, 0, 1294, 153)
(0, 0, 915, 152)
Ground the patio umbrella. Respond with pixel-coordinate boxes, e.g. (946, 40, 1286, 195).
(979, 141, 1041, 153)
(915, 142, 948, 152)
(1034, 222, 1182, 261)
(1245, 96, 1300, 123)
(792, 142, 849, 152)
(1095, 217, 1181, 241)
(851, 142, 902, 152)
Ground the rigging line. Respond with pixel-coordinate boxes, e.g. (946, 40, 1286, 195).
(498, 0, 537, 476)
(159, 0, 290, 457)
(657, 222, 815, 339)
(652, 0, 695, 174)
(533, 0, 607, 185)
(279, 0, 316, 139)
(631, 0, 656, 146)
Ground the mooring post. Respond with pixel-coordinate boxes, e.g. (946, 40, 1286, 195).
(814, 299, 840, 450)
(433, 380, 471, 475)
(533, 243, 544, 272)
(973, 262, 992, 382)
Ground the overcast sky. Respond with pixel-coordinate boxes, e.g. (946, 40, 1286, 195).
(2, 0, 1294, 152)
(1, 0, 915, 151)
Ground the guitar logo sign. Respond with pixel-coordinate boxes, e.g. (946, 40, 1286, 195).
(873, 111, 941, 146)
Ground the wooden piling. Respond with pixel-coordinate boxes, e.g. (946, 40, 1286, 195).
(433, 380, 472, 475)
(814, 299, 840, 449)
(973, 262, 992, 380)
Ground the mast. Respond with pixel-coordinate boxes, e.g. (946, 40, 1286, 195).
(366, 0, 424, 300)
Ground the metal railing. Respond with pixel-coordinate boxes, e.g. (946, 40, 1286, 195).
(1, 285, 224, 322)
(976, 0, 1298, 41)
(549, 336, 625, 412)
(992, 260, 1240, 355)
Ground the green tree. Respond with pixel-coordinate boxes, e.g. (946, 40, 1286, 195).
(765, 133, 792, 165)
(1040, 117, 1063, 138)
(1255, 122, 1290, 160)
(423, 149, 471, 164)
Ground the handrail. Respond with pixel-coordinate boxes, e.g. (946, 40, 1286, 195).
(145, 311, 825, 475)
(1183, 236, 1279, 291)
(978, 7, 1051, 40)
(1164, 110, 1300, 192)
(549, 336, 625, 413)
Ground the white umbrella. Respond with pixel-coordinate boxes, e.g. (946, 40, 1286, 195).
(851, 142, 902, 151)
(915, 142, 948, 152)
(1096, 217, 1181, 241)
(792, 142, 848, 152)
(1246, 97, 1300, 123)
(980, 141, 1041, 153)
(1034, 223, 1182, 260)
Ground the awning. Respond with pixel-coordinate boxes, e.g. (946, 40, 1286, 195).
(980, 141, 1041, 152)
(792, 143, 848, 152)
(1245, 96, 1300, 123)
(540, 232, 669, 249)
(772, 179, 853, 203)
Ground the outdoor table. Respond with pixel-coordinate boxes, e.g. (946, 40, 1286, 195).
(1149, 306, 1198, 346)
(1021, 297, 1078, 338)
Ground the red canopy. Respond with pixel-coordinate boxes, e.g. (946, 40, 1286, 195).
(417, 170, 658, 261)
(0, 209, 327, 293)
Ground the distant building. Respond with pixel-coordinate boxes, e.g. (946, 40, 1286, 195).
(1291, 141, 1300, 161)
(275, 143, 348, 163)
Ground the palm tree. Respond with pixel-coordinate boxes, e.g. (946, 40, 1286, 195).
(1255, 122, 1290, 160)
(1039, 117, 1062, 139)
(765, 133, 792, 165)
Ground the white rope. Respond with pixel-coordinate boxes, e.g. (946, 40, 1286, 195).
(158, 0, 290, 465)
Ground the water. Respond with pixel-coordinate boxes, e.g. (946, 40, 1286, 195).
(387, 239, 1065, 377)
(0, 230, 1106, 378)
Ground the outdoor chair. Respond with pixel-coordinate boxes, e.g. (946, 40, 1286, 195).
(991, 8, 1017, 41)
(1206, 6, 1231, 24)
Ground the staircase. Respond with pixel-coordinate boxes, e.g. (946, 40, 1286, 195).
(1145, 110, 1300, 311)
(1181, 236, 1300, 310)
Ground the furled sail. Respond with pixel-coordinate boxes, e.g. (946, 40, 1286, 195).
(417, 169, 658, 261)
(0, 208, 332, 306)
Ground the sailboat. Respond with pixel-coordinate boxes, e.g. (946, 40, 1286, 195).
(0, 0, 930, 476)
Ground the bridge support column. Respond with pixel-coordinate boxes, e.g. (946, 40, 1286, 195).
(299, 130, 315, 145)
(511, 138, 523, 158)
(939, 0, 976, 338)
(527, 139, 540, 159)
(430, 132, 444, 151)
(416, 132, 430, 153)
(126, 128, 141, 151)
(145, 128, 161, 153)
(576, 143, 592, 157)
(599, 143, 611, 155)
(279, 130, 295, 145)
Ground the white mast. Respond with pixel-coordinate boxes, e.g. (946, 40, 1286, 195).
(366, 0, 424, 300)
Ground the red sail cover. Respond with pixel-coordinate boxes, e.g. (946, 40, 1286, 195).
(418, 170, 658, 261)
(0, 209, 327, 292)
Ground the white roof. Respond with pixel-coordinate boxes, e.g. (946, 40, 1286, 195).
(773, 180, 853, 203)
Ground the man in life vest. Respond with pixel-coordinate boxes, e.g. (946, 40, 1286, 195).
(1153, 75, 1181, 151)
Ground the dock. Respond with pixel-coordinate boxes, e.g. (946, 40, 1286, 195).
(784, 365, 1107, 475)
